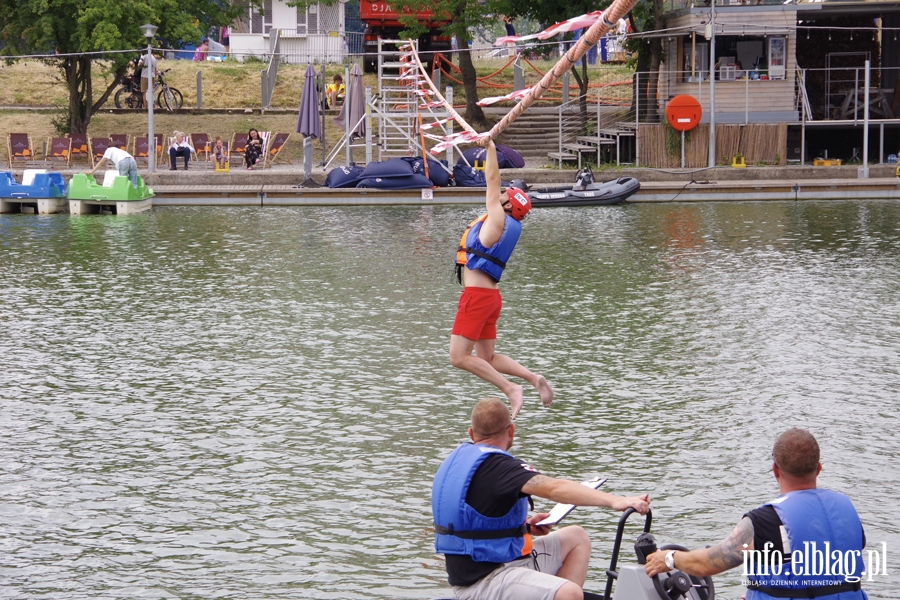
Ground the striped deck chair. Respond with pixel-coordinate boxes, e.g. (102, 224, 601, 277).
(230, 132, 249, 167)
(68, 133, 89, 164)
(7, 133, 33, 168)
(47, 137, 72, 168)
(264, 132, 292, 168)
(190, 133, 210, 161)
(109, 134, 129, 151)
(89, 137, 111, 167)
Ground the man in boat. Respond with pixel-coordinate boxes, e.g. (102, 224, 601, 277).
(433, 397, 651, 600)
(644, 428, 868, 600)
(450, 139, 553, 419)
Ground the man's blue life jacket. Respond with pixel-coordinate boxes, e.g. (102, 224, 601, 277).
(464, 215, 521, 283)
(747, 488, 867, 600)
(432, 443, 530, 564)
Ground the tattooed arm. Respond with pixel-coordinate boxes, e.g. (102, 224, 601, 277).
(644, 517, 755, 578)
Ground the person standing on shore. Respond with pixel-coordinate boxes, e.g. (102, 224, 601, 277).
(450, 140, 553, 419)
(138, 50, 158, 109)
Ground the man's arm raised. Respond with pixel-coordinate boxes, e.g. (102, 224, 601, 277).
(478, 139, 507, 248)
(522, 474, 650, 514)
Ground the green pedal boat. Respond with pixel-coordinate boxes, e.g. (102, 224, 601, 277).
(67, 172, 154, 201)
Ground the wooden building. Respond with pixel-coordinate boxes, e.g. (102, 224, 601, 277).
(657, 6, 799, 124)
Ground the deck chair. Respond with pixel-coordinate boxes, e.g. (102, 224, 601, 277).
(109, 134, 129, 151)
(264, 132, 292, 168)
(133, 136, 151, 165)
(90, 137, 111, 167)
(190, 133, 211, 161)
(68, 133, 89, 164)
(230, 132, 249, 167)
(7, 133, 33, 168)
(154, 133, 166, 166)
(47, 137, 72, 168)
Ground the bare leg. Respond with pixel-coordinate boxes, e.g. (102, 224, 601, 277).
(554, 526, 591, 587)
(450, 335, 524, 418)
(484, 351, 555, 409)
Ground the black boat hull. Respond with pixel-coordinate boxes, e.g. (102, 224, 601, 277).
(528, 177, 640, 207)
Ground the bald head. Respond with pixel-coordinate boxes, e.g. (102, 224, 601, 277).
(471, 398, 512, 439)
(773, 428, 820, 478)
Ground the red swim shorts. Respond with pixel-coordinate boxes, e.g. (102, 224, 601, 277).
(451, 287, 502, 341)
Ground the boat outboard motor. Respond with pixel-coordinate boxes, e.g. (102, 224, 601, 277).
(508, 178, 529, 192)
(572, 166, 595, 190)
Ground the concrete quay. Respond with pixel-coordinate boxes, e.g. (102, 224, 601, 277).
(144, 163, 900, 206)
(3, 164, 899, 212)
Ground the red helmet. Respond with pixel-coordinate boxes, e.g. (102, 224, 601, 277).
(505, 186, 532, 221)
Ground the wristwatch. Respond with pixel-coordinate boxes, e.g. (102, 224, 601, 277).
(664, 550, 677, 570)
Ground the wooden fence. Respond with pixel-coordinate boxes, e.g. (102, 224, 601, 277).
(638, 123, 787, 168)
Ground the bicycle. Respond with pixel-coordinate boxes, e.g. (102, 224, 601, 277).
(114, 68, 183, 111)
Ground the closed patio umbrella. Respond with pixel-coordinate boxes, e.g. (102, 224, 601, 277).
(296, 63, 323, 187)
(297, 63, 322, 140)
(332, 63, 366, 141)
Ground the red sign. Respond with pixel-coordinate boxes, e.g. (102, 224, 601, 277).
(665, 95, 702, 132)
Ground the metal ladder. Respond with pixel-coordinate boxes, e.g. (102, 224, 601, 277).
(374, 38, 455, 163)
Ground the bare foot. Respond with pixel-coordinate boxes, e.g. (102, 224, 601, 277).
(506, 384, 524, 419)
(535, 375, 554, 408)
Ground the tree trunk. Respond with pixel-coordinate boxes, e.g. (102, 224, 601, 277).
(63, 57, 91, 134)
(62, 56, 124, 134)
(457, 32, 489, 130)
(645, 38, 661, 123)
(644, 0, 666, 124)
(570, 63, 590, 133)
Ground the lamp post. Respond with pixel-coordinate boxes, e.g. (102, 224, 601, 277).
(140, 23, 158, 173)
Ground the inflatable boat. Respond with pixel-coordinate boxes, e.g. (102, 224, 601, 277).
(67, 171, 153, 201)
(511, 167, 640, 207)
(0, 170, 66, 199)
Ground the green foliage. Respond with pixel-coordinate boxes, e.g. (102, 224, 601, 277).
(664, 120, 688, 157)
(0, 0, 253, 132)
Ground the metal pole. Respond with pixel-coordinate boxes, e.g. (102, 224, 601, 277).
(708, 3, 716, 168)
(801, 89, 806, 165)
(345, 65, 351, 165)
(862, 59, 870, 178)
(320, 64, 327, 166)
(196, 71, 202, 109)
(147, 40, 155, 173)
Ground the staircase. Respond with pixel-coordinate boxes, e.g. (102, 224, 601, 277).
(491, 108, 593, 163)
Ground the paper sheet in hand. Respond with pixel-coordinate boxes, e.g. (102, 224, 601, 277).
(535, 477, 607, 526)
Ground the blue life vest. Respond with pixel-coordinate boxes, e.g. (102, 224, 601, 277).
(464, 215, 522, 283)
(747, 489, 867, 600)
(432, 443, 530, 563)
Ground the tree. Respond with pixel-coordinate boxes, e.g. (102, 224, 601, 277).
(506, 0, 613, 126)
(625, 0, 666, 123)
(0, 0, 248, 134)
(291, 0, 514, 130)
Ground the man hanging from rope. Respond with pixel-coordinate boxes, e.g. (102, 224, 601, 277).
(450, 140, 553, 419)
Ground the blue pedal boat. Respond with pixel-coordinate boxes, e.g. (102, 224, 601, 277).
(0, 170, 67, 200)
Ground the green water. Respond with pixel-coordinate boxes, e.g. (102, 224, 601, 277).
(1, 202, 898, 599)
